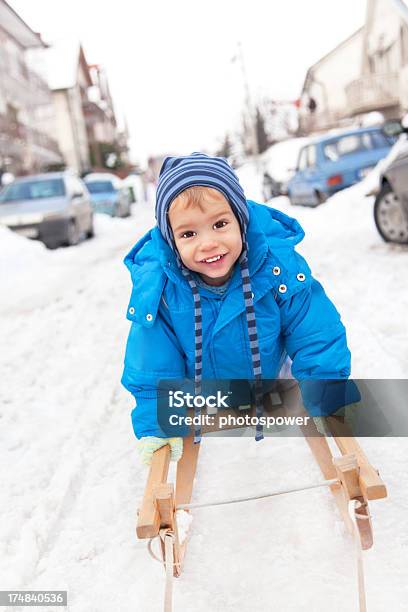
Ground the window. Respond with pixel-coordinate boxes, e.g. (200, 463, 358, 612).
(85, 180, 116, 194)
(370, 130, 397, 148)
(307, 145, 316, 168)
(297, 146, 316, 169)
(401, 25, 408, 65)
(323, 132, 377, 161)
(297, 148, 308, 171)
(0, 179, 65, 203)
(337, 135, 365, 156)
(6, 103, 19, 123)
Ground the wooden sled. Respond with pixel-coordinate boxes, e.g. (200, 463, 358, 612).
(136, 389, 388, 603)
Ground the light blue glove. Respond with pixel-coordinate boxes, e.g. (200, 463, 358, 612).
(138, 436, 183, 466)
(313, 402, 360, 435)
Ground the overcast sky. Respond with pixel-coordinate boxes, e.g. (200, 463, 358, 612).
(11, 0, 367, 164)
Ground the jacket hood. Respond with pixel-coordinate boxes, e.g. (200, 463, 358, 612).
(123, 201, 309, 329)
(124, 201, 305, 275)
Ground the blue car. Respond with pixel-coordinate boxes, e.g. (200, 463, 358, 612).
(287, 127, 395, 207)
(83, 172, 131, 217)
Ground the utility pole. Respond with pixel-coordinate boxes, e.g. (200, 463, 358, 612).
(235, 42, 258, 156)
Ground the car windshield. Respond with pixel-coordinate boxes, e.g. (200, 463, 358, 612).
(322, 131, 395, 162)
(85, 180, 116, 194)
(0, 178, 65, 203)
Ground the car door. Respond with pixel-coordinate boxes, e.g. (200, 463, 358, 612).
(290, 147, 308, 202)
(67, 176, 89, 232)
(302, 144, 321, 201)
(291, 145, 319, 203)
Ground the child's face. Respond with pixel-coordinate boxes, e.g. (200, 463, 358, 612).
(168, 191, 242, 286)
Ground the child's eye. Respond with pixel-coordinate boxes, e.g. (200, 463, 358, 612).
(180, 231, 196, 239)
(213, 220, 228, 229)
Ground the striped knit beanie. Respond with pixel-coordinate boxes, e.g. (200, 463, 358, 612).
(156, 152, 264, 443)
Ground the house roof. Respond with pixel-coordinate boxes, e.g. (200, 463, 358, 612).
(0, 0, 45, 48)
(33, 38, 92, 91)
(301, 27, 364, 94)
(391, 0, 408, 23)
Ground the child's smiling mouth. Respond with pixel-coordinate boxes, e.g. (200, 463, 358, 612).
(199, 253, 227, 265)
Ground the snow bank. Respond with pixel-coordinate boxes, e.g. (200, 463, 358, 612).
(0, 203, 155, 314)
(268, 180, 408, 378)
(260, 137, 309, 183)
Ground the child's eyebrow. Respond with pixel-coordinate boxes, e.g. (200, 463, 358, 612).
(172, 209, 233, 233)
(210, 209, 233, 219)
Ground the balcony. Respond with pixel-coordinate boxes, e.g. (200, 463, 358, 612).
(0, 113, 62, 165)
(345, 73, 400, 116)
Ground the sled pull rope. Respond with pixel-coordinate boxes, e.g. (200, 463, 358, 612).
(147, 477, 340, 569)
(176, 477, 340, 510)
(349, 500, 368, 612)
(148, 528, 177, 612)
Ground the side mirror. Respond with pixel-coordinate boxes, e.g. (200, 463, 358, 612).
(382, 119, 408, 137)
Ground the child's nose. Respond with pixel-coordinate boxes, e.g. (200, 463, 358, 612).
(200, 238, 219, 251)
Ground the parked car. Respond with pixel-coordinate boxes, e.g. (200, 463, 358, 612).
(374, 119, 408, 244)
(287, 126, 396, 207)
(83, 172, 131, 217)
(0, 171, 94, 249)
(123, 173, 145, 205)
(261, 137, 309, 199)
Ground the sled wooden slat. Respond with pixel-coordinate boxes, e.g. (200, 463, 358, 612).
(327, 418, 387, 501)
(333, 437, 387, 500)
(154, 482, 182, 575)
(300, 417, 358, 533)
(154, 483, 176, 528)
(137, 445, 171, 539)
(175, 434, 200, 506)
(333, 454, 361, 500)
(299, 415, 384, 550)
(174, 435, 200, 576)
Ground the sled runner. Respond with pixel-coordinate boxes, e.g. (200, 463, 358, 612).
(137, 433, 200, 577)
(136, 387, 387, 611)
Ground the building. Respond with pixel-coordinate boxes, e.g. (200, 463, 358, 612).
(29, 41, 130, 173)
(0, 0, 63, 178)
(28, 39, 93, 174)
(299, 0, 408, 133)
(84, 63, 129, 169)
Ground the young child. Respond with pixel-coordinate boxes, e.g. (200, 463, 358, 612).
(121, 152, 354, 465)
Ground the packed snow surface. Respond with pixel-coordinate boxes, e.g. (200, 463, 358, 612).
(1, 178, 408, 611)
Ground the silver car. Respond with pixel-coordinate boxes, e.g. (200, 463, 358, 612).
(374, 120, 408, 244)
(0, 171, 94, 249)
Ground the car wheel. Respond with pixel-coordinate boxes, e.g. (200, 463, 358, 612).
(374, 183, 408, 244)
(86, 215, 95, 239)
(314, 190, 326, 206)
(44, 241, 59, 250)
(66, 219, 80, 246)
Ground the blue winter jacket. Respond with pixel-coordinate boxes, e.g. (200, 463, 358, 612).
(121, 201, 353, 439)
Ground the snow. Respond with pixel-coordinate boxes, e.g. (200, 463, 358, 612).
(175, 510, 193, 545)
(260, 137, 309, 183)
(27, 38, 82, 91)
(1, 181, 408, 612)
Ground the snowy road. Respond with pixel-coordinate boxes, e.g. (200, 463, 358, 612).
(1, 190, 408, 611)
